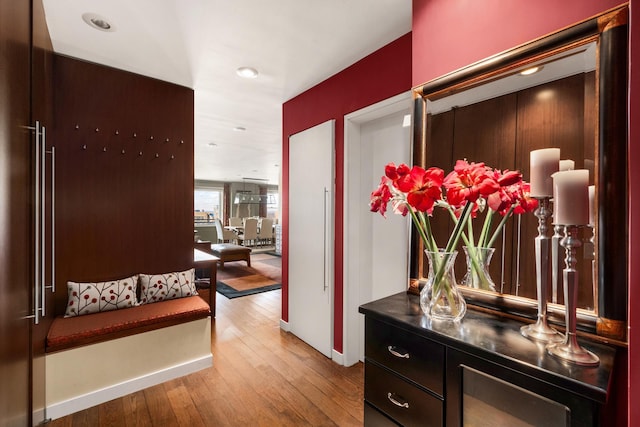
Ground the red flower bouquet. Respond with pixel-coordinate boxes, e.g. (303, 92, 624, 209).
(370, 160, 537, 319)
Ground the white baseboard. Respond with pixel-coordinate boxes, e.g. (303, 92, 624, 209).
(332, 349, 345, 366)
(46, 355, 212, 421)
(279, 318, 290, 332)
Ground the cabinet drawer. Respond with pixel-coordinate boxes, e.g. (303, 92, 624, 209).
(364, 402, 400, 426)
(365, 317, 444, 396)
(365, 361, 443, 427)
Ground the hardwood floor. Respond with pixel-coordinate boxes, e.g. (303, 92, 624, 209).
(48, 289, 364, 426)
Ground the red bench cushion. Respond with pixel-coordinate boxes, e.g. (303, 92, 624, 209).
(47, 295, 210, 353)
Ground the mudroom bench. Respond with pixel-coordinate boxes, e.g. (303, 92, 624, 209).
(44, 250, 218, 420)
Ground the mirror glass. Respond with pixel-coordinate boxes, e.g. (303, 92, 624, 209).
(423, 41, 597, 311)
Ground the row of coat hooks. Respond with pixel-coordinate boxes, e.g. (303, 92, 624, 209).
(80, 146, 176, 159)
(74, 124, 188, 159)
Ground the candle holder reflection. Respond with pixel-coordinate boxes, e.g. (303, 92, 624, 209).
(520, 197, 564, 343)
(547, 225, 599, 366)
(551, 224, 564, 304)
(587, 225, 597, 312)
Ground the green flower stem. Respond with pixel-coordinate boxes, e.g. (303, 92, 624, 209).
(467, 214, 475, 247)
(463, 245, 485, 283)
(430, 203, 474, 311)
(413, 201, 472, 317)
(437, 272, 459, 315)
(486, 205, 516, 248)
(464, 246, 494, 290)
(408, 208, 437, 253)
(421, 211, 438, 253)
(478, 209, 494, 248)
(428, 251, 461, 317)
(445, 202, 473, 253)
(445, 205, 489, 291)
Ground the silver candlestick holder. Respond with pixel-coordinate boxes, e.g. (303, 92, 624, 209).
(551, 224, 564, 304)
(521, 197, 564, 343)
(547, 225, 599, 366)
(588, 225, 598, 311)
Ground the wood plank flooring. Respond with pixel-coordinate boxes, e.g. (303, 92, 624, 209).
(48, 289, 364, 426)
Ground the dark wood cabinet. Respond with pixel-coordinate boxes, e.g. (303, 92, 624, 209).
(31, 1, 55, 424)
(0, 0, 33, 424)
(0, 0, 53, 424)
(360, 292, 616, 427)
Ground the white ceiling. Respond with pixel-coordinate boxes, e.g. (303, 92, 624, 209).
(42, 0, 412, 185)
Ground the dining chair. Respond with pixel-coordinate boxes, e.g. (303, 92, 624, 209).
(229, 217, 242, 227)
(238, 218, 258, 246)
(257, 218, 274, 247)
(215, 219, 238, 244)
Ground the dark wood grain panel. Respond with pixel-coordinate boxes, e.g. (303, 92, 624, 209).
(451, 93, 518, 169)
(0, 0, 32, 423)
(451, 93, 518, 289)
(52, 55, 195, 316)
(515, 73, 594, 305)
(425, 111, 455, 263)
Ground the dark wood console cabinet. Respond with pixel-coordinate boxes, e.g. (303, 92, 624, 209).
(359, 292, 616, 427)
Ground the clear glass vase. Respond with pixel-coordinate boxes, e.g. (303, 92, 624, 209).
(420, 250, 467, 322)
(461, 246, 497, 292)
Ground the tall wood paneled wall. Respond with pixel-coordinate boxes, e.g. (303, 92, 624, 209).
(52, 55, 194, 315)
(426, 72, 595, 307)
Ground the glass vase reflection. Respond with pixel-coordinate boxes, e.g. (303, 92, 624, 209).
(461, 246, 497, 292)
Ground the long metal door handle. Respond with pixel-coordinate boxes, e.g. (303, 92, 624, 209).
(387, 392, 409, 409)
(47, 145, 55, 293)
(33, 121, 41, 324)
(323, 187, 328, 291)
(40, 126, 46, 316)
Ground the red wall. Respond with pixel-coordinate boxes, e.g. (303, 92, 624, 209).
(282, 33, 412, 354)
(412, 0, 635, 425)
(412, 0, 625, 86)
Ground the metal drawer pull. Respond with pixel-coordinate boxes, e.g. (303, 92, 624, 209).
(387, 392, 409, 409)
(387, 345, 410, 359)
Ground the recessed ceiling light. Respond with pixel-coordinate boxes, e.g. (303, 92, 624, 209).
(236, 67, 258, 79)
(207, 142, 217, 147)
(520, 65, 543, 76)
(82, 13, 115, 32)
(233, 126, 246, 132)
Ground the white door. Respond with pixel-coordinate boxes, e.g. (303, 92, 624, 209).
(343, 93, 412, 366)
(288, 120, 334, 358)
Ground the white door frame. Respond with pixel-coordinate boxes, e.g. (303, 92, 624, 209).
(342, 91, 412, 367)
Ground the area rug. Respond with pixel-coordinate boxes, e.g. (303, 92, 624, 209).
(215, 255, 281, 299)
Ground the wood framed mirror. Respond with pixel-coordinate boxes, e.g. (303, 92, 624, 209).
(410, 5, 628, 341)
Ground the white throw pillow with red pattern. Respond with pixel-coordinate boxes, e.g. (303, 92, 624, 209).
(139, 268, 197, 304)
(64, 275, 139, 317)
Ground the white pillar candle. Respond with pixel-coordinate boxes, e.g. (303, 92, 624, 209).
(589, 185, 596, 226)
(552, 170, 590, 225)
(559, 159, 575, 171)
(530, 148, 560, 197)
